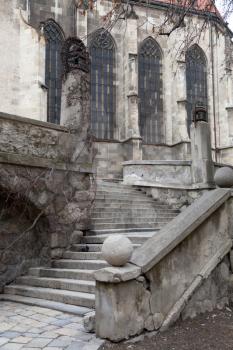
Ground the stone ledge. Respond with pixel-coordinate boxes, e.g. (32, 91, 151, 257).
(130, 188, 231, 273)
(0, 151, 94, 173)
(123, 160, 191, 166)
(0, 112, 68, 132)
(127, 180, 215, 190)
(94, 264, 141, 283)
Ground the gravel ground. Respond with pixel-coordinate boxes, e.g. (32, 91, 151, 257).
(100, 306, 233, 350)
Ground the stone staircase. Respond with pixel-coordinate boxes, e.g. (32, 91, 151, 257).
(2, 181, 180, 315)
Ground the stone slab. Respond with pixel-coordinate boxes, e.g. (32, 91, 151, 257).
(94, 264, 141, 283)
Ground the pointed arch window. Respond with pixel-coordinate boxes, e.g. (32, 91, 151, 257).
(186, 44, 208, 133)
(138, 37, 163, 144)
(43, 19, 64, 124)
(90, 29, 116, 140)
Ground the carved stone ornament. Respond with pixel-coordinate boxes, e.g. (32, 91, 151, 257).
(61, 37, 90, 75)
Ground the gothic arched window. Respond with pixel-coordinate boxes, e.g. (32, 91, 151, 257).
(138, 37, 163, 144)
(90, 29, 116, 140)
(43, 19, 64, 124)
(186, 44, 208, 133)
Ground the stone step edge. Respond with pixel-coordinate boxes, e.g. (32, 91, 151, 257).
(0, 294, 92, 316)
(88, 228, 158, 234)
(17, 276, 96, 286)
(5, 285, 95, 300)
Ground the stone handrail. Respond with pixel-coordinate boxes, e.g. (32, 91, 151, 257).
(95, 188, 233, 341)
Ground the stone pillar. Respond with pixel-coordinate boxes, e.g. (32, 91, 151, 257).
(175, 60, 189, 142)
(127, 55, 140, 138)
(125, 13, 142, 161)
(226, 70, 233, 138)
(191, 121, 214, 186)
(60, 38, 91, 163)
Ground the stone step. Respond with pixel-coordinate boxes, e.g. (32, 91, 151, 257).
(96, 182, 132, 188)
(95, 194, 152, 200)
(96, 189, 142, 195)
(4, 285, 95, 308)
(70, 244, 103, 252)
(93, 203, 170, 209)
(52, 259, 108, 270)
(90, 222, 162, 230)
(63, 251, 102, 260)
(91, 210, 179, 217)
(29, 267, 95, 281)
(83, 234, 153, 244)
(70, 243, 141, 252)
(0, 294, 92, 316)
(90, 217, 172, 224)
(16, 276, 96, 294)
(94, 198, 157, 204)
(88, 228, 157, 235)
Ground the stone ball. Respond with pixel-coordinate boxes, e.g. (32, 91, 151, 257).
(102, 235, 133, 267)
(214, 166, 233, 188)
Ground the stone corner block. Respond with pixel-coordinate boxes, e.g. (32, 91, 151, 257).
(94, 263, 141, 283)
(83, 311, 96, 333)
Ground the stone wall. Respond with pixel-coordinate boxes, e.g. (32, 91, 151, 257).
(26, 0, 76, 37)
(123, 160, 192, 186)
(94, 141, 192, 179)
(145, 187, 206, 210)
(95, 189, 233, 341)
(0, 1, 46, 121)
(182, 257, 231, 320)
(142, 142, 191, 161)
(0, 112, 94, 291)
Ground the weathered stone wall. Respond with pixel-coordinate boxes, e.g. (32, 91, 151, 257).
(0, 185, 50, 293)
(146, 187, 206, 210)
(0, 1, 46, 121)
(0, 112, 93, 290)
(182, 257, 231, 320)
(123, 160, 192, 186)
(95, 189, 233, 341)
(26, 0, 76, 37)
(94, 141, 192, 179)
(142, 142, 191, 161)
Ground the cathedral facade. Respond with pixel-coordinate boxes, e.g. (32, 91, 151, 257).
(1, 0, 233, 179)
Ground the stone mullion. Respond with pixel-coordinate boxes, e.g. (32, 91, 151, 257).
(125, 17, 142, 160)
(176, 60, 189, 142)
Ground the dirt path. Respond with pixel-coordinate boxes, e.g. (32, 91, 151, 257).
(100, 306, 233, 350)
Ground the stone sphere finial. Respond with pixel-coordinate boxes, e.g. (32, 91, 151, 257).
(102, 235, 133, 267)
(214, 166, 233, 188)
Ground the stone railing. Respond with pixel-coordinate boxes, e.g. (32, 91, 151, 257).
(95, 188, 233, 341)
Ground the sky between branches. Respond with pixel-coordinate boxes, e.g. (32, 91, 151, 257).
(216, 0, 233, 30)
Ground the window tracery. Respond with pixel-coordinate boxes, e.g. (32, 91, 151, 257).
(43, 19, 64, 124)
(90, 30, 116, 140)
(186, 44, 208, 133)
(138, 37, 163, 144)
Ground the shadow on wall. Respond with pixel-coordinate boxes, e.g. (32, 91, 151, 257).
(0, 186, 50, 292)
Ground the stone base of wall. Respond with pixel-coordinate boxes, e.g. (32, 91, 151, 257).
(94, 141, 192, 179)
(123, 160, 192, 186)
(182, 257, 231, 321)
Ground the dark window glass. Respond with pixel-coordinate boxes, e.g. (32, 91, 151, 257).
(186, 44, 208, 133)
(138, 37, 163, 144)
(90, 30, 116, 140)
(43, 19, 64, 124)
